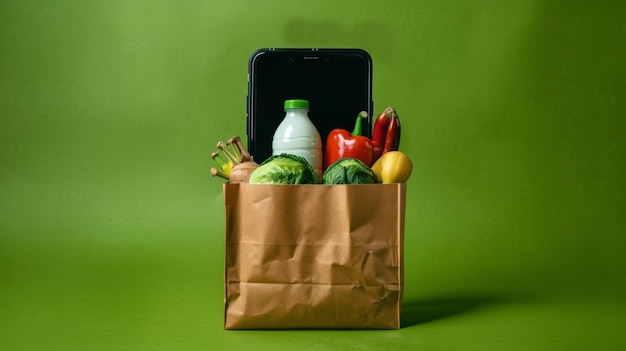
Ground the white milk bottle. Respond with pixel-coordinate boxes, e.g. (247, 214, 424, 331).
(272, 99, 322, 182)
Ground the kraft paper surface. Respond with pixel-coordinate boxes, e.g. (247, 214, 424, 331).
(223, 183, 406, 329)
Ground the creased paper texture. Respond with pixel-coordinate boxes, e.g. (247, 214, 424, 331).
(223, 183, 405, 329)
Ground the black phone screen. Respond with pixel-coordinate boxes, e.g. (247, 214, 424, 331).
(247, 48, 373, 163)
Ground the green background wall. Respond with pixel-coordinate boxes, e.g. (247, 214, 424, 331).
(1, 0, 624, 349)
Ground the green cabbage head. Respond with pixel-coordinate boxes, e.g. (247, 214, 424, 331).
(249, 153, 317, 184)
(322, 158, 374, 185)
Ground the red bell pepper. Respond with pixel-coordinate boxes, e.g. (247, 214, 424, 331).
(324, 111, 381, 169)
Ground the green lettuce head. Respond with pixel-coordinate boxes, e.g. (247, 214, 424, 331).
(322, 158, 375, 185)
(249, 153, 317, 184)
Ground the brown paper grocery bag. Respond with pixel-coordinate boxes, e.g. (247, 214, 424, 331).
(223, 183, 406, 329)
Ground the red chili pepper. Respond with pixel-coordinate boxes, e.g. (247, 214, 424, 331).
(371, 106, 396, 162)
(372, 107, 395, 146)
(324, 111, 376, 169)
(382, 108, 400, 154)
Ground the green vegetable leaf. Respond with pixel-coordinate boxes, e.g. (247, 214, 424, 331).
(249, 153, 318, 184)
(322, 158, 375, 185)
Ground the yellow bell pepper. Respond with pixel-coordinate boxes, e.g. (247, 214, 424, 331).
(371, 151, 413, 183)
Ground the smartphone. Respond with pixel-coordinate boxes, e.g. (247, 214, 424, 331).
(247, 48, 373, 163)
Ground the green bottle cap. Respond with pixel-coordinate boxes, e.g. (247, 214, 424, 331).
(284, 99, 309, 110)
